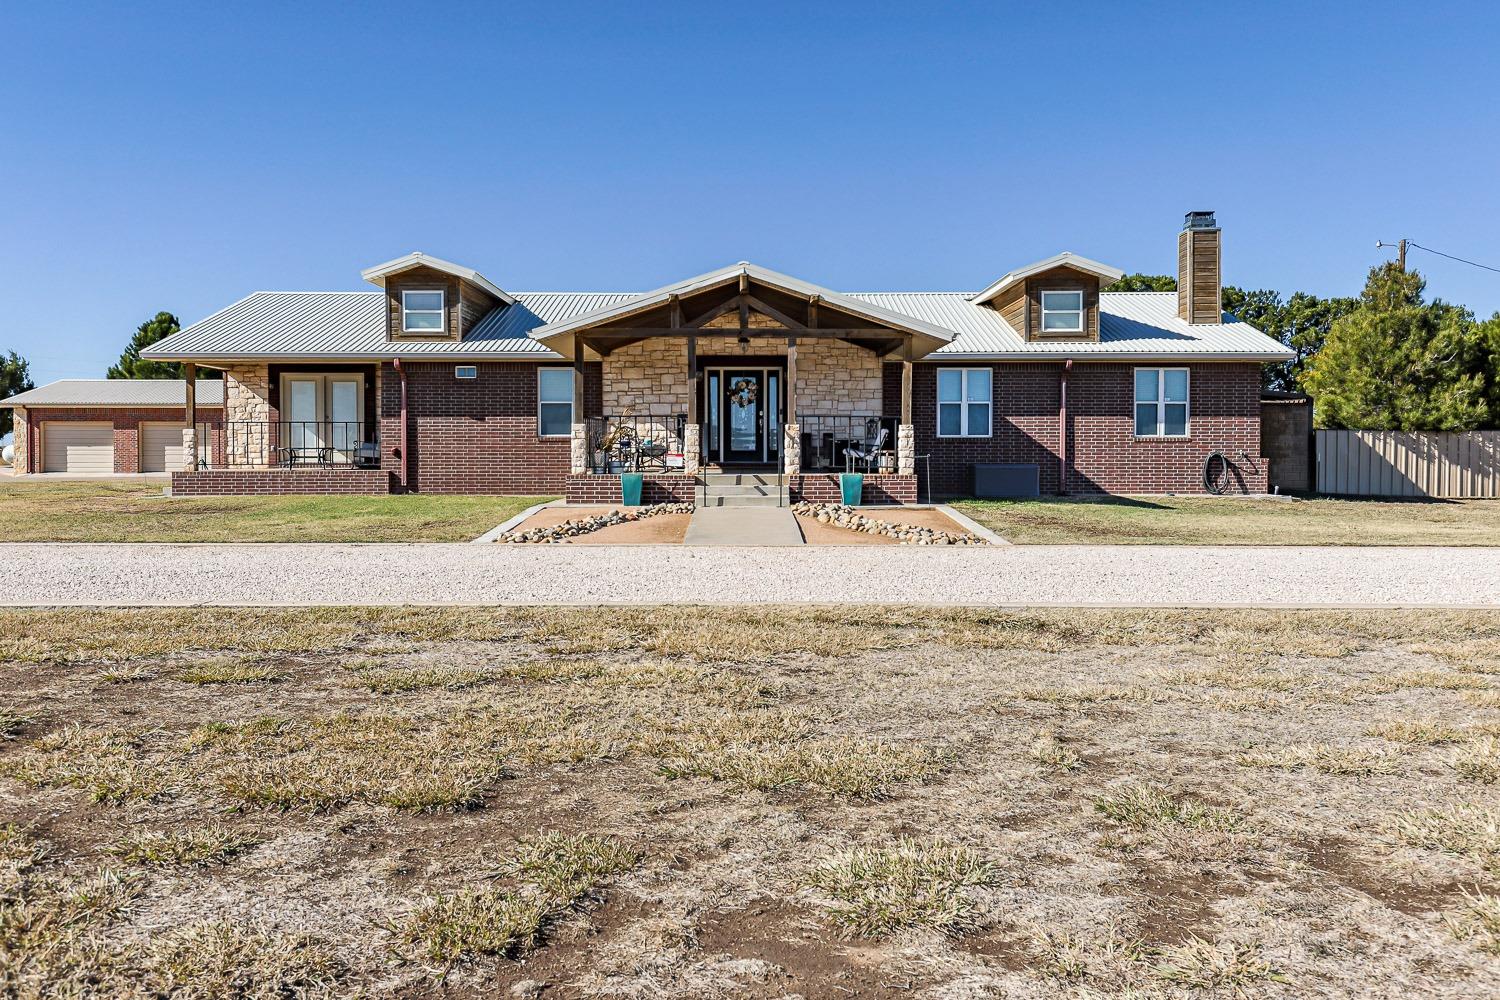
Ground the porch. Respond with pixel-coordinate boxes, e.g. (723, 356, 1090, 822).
(539, 263, 942, 503)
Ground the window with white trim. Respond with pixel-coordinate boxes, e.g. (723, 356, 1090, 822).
(937, 368, 992, 437)
(1134, 368, 1189, 437)
(401, 290, 445, 333)
(1040, 290, 1084, 333)
(454, 365, 477, 379)
(537, 368, 574, 437)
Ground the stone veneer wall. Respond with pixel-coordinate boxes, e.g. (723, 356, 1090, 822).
(600, 336, 883, 418)
(222, 364, 273, 466)
(11, 406, 25, 473)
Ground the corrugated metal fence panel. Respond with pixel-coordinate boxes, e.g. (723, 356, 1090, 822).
(1316, 430, 1500, 497)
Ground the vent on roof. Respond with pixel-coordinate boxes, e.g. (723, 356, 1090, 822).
(1184, 211, 1217, 231)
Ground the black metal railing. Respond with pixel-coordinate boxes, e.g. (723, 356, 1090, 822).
(586, 413, 686, 474)
(224, 421, 379, 469)
(796, 414, 899, 473)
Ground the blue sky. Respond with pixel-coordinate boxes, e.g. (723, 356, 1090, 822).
(3, 1, 1498, 384)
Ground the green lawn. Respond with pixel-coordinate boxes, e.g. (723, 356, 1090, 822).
(952, 494, 1500, 545)
(0, 479, 551, 542)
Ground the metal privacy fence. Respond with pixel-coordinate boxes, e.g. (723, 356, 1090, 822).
(1316, 430, 1500, 497)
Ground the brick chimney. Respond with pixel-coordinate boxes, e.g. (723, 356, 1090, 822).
(1177, 211, 1221, 324)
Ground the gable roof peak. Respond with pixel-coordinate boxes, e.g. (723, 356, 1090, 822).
(359, 251, 514, 305)
(970, 251, 1124, 306)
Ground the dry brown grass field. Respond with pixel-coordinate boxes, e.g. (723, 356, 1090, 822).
(4, 606, 1500, 998)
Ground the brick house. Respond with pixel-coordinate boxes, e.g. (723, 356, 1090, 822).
(8, 212, 1291, 502)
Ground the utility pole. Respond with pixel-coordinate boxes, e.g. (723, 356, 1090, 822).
(1376, 238, 1408, 271)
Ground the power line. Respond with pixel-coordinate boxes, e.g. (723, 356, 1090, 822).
(1407, 241, 1500, 275)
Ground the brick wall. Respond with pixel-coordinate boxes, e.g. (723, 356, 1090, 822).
(891, 362, 1267, 496)
(791, 474, 917, 504)
(23, 407, 225, 473)
(565, 474, 696, 504)
(171, 469, 391, 495)
(382, 361, 602, 494)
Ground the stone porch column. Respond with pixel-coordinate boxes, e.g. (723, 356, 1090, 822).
(223, 364, 271, 467)
(682, 423, 700, 474)
(783, 422, 801, 475)
(181, 426, 198, 472)
(897, 423, 915, 475)
(11, 406, 26, 474)
(570, 422, 589, 474)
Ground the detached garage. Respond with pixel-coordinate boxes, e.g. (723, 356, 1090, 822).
(43, 422, 114, 473)
(2, 379, 224, 476)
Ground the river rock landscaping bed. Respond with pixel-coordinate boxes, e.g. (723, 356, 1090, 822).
(498, 502, 695, 543)
(791, 502, 985, 545)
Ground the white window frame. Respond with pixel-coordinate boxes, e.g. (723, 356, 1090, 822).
(1040, 289, 1085, 334)
(454, 365, 477, 380)
(935, 367, 993, 438)
(401, 289, 446, 334)
(537, 367, 574, 438)
(1134, 367, 1190, 438)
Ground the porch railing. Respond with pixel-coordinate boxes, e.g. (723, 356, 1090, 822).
(797, 414, 899, 473)
(585, 413, 686, 473)
(223, 421, 380, 469)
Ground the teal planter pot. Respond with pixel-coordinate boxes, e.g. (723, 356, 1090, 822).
(620, 473, 644, 507)
(840, 472, 864, 506)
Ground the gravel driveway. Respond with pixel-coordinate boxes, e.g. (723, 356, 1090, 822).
(3, 543, 1495, 607)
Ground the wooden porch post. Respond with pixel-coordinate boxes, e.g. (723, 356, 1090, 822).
(182, 362, 198, 472)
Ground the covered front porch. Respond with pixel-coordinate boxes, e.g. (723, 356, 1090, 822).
(534, 263, 947, 504)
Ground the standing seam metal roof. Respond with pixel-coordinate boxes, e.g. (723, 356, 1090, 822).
(1, 379, 225, 407)
(141, 289, 1292, 361)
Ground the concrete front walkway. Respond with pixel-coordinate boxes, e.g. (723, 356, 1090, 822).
(684, 507, 804, 546)
(2, 543, 1496, 608)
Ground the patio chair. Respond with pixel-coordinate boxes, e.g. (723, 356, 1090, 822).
(843, 426, 890, 473)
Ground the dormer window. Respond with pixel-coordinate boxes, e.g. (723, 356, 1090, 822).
(1040, 290, 1084, 333)
(401, 290, 445, 333)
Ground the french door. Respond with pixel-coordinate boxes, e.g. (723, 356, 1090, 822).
(282, 374, 363, 462)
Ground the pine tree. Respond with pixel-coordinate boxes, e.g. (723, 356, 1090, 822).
(108, 312, 184, 380)
(0, 351, 34, 437)
(1303, 264, 1493, 430)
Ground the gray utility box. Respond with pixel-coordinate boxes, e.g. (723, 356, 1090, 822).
(973, 463, 1040, 498)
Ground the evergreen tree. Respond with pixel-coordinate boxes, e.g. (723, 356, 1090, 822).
(1302, 264, 1494, 430)
(108, 312, 184, 379)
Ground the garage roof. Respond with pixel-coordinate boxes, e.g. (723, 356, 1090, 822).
(1, 379, 226, 408)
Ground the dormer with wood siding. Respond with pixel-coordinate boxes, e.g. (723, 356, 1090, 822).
(360, 252, 513, 342)
(971, 252, 1123, 343)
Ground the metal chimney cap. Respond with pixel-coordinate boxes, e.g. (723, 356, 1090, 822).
(1184, 211, 1218, 230)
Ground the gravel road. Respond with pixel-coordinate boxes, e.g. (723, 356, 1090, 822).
(2, 543, 1495, 607)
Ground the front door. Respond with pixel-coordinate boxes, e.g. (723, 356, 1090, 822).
(721, 370, 765, 464)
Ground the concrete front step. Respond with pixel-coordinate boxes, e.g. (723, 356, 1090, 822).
(698, 494, 786, 508)
(700, 473, 785, 486)
(709, 484, 781, 497)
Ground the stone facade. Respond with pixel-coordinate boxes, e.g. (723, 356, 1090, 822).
(600, 335, 883, 419)
(223, 364, 272, 466)
(10, 406, 25, 474)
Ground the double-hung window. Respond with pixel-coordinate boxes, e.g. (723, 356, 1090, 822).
(937, 368, 992, 437)
(1134, 368, 1189, 437)
(537, 369, 574, 437)
(1040, 290, 1084, 333)
(401, 290, 445, 333)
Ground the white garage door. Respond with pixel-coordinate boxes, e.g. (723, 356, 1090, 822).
(140, 422, 188, 473)
(42, 423, 115, 474)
